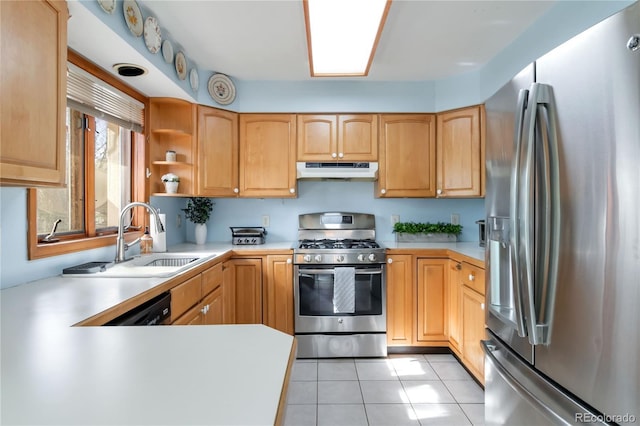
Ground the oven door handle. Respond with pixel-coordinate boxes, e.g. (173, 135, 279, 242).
(297, 268, 383, 275)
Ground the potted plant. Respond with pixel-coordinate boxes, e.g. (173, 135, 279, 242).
(161, 173, 180, 194)
(393, 221, 463, 242)
(182, 197, 214, 244)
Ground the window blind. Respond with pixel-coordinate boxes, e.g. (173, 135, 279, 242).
(66, 63, 144, 133)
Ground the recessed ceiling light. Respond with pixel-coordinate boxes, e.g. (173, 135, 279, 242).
(113, 63, 148, 77)
(304, 0, 391, 77)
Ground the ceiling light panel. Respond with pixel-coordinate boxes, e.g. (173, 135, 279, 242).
(305, 0, 391, 77)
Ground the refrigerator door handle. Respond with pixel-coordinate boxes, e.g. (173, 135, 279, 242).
(509, 88, 529, 338)
(521, 83, 562, 346)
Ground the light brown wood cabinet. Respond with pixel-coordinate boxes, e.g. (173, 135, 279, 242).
(386, 254, 414, 346)
(1, 0, 68, 187)
(223, 258, 263, 324)
(170, 274, 203, 323)
(448, 260, 463, 353)
(416, 258, 448, 343)
(148, 98, 196, 196)
(263, 255, 294, 335)
(436, 105, 485, 198)
(171, 262, 224, 325)
(462, 285, 485, 382)
(297, 114, 378, 161)
(196, 105, 239, 196)
(239, 114, 297, 197)
(376, 114, 437, 198)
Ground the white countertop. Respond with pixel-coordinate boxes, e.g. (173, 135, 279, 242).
(1, 240, 482, 425)
(381, 241, 485, 262)
(1, 245, 294, 426)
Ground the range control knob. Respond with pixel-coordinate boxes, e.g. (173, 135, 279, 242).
(336, 255, 345, 263)
(368, 253, 377, 262)
(357, 254, 365, 262)
(314, 254, 322, 263)
(303, 254, 312, 263)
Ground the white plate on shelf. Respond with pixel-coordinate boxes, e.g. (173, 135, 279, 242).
(143, 17, 162, 54)
(162, 39, 173, 63)
(175, 51, 187, 80)
(207, 73, 236, 105)
(98, 0, 115, 14)
(190, 69, 199, 92)
(123, 0, 143, 37)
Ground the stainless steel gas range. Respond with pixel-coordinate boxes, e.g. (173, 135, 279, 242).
(293, 212, 387, 358)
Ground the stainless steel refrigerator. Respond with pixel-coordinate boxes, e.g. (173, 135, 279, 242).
(483, 2, 640, 424)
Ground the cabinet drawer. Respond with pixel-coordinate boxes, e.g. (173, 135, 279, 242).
(202, 262, 223, 296)
(461, 262, 485, 295)
(172, 303, 203, 325)
(170, 275, 202, 321)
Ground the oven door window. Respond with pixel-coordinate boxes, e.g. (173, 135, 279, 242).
(298, 267, 383, 316)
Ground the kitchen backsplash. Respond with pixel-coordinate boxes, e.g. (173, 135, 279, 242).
(151, 180, 485, 245)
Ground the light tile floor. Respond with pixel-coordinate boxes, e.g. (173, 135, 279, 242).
(284, 354, 485, 426)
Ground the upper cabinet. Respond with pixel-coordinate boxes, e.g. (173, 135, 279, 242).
(297, 114, 378, 161)
(435, 105, 485, 197)
(239, 114, 297, 198)
(376, 114, 436, 198)
(197, 105, 239, 197)
(148, 98, 196, 196)
(1, 0, 67, 187)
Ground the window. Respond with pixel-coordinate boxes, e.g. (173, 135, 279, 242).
(27, 51, 147, 259)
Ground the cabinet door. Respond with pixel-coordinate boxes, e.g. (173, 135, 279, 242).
(462, 286, 486, 383)
(239, 114, 297, 197)
(224, 258, 263, 324)
(1, 0, 67, 186)
(263, 255, 294, 335)
(386, 254, 414, 346)
(436, 106, 484, 197)
(338, 115, 378, 161)
(377, 114, 436, 198)
(448, 260, 463, 353)
(202, 285, 224, 325)
(197, 106, 239, 196)
(170, 274, 202, 322)
(416, 258, 448, 343)
(297, 115, 337, 161)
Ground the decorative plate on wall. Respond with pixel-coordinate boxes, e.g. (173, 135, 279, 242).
(207, 73, 236, 105)
(143, 17, 162, 54)
(98, 0, 115, 14)
(190, 69, 199, 92)
(175, 51, 187, 80)
(162, 39, 173, 64)
(123, 0, 144, 37)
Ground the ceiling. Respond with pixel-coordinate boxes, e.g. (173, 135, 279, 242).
(67, 1, 556, 99)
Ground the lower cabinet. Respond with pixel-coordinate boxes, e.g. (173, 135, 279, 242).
(263, 255, 294, 335)
(386, 254, 414, 346)
(448, 260, 463, 352)
(171, 262, 224, 325)
(416, 258, 448, 343)
(462, 285, 485, 382)
(223, 258, 263, 324)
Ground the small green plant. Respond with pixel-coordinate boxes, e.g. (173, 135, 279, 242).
(393, 221, 463, 235)
(182, 197, 214, 224)
(161, 173, 180, 182)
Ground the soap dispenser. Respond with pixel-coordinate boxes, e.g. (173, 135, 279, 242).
(140, 226, 153, 255)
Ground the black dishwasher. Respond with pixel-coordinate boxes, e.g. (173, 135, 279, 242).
(105, 292, 171, 326)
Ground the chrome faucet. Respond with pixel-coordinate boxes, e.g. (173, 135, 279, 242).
(115, 202, 165, 263)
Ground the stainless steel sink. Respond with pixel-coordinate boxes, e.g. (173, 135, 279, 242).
(143, 257, 198, 267)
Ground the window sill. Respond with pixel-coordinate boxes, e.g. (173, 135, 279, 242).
(28, 232, 142, 260)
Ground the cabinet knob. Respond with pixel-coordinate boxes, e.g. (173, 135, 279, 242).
(332, 152, 337, 158)
(387, 258, 393, 264)
(290, 188, 296, 194)
(380, 189, 386, 195)
(437, 189, 443, 195)
(481, 303, 485, 310)
(338, 152, 344, 158)
(286, 258, 292, 264)
(233, 188, 239, 193)
(469, 273, 475, 281)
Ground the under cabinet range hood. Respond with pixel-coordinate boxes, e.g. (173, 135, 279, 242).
(296, 162, 378, 180)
